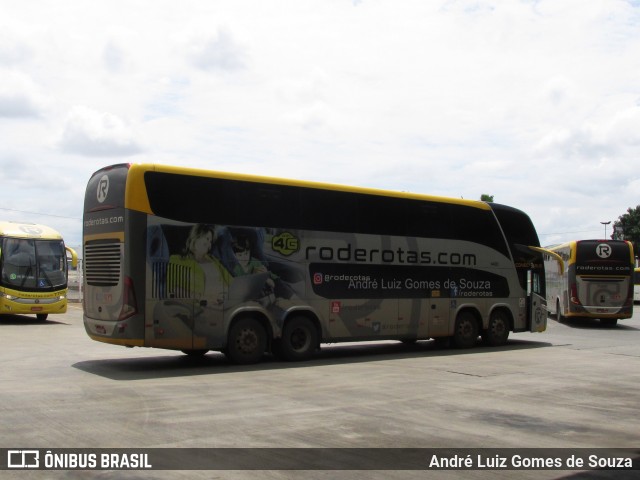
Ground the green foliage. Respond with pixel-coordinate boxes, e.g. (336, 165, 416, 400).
(480, 194, 494, 202)
(613, 206, 640, 251)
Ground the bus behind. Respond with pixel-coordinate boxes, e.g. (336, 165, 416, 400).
(0, 221, 78, 321)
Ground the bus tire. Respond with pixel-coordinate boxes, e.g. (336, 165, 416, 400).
(452, 311, 479, 349)
(277, 316, 318, 361)
(483, 310, 510, 346)
(36, 314, 49, 321)
(225, 317, 267, 365)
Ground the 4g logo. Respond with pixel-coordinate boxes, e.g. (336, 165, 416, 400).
(272, 232, 300, 256)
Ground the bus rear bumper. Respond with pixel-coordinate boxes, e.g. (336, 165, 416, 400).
(581, 306, 632, 318)
(567, 305, 633, 320)
(83, 315, 145, 347)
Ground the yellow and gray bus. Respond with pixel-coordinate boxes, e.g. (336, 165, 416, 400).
(82, 163, 548, 363)
(0, 221, 78, 321)
(544, 240, 634, 326)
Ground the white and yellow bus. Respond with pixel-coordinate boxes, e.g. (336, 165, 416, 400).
(544, 240, 634, 326)
(0, 221, 78, 321)
(82, 163, 548, 364)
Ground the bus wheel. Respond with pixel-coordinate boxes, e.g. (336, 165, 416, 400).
(225, 317, 267, 365)
(600, 318, 618, 327)
(278, 316, 318, 361)
(482, 310, 510, 346)
(36, 314, 48, 321)
(452, 311, 479, 348)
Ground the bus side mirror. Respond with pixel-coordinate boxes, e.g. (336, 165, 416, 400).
(529, 246, 564, 272)
(66, 246, 78, 268)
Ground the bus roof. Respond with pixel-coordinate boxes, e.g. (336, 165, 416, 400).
(117, 162, 493, 214)
(0, 221, 63, 240)
(546, 239, 632, 250)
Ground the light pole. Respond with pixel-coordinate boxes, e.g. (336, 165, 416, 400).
(600, 221, 611, 239)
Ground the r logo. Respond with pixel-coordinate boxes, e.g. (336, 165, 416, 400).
(596, 244, 612, 259)
(97, 175, 109, 203)
(19, 225, 43, 235)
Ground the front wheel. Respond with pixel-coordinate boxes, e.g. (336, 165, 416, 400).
(482, 310, 510, 346)
(36, 313, 49, 321)
(275, 316, 318, 361)
(225, 317, 267, 364)
(452, 311, 479, 349)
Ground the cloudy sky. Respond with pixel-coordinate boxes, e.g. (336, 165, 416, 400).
(1, 0, 640, 251)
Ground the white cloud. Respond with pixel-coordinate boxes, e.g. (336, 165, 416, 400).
(102, 41, 128, 73)
(0, 71, 46, 118)
(606, 105, 640, 146)
(187, 27, 248, 73)
(0, 0, 639, 248)
(58, 106, 142, 157)
(0, 32, 34, 66)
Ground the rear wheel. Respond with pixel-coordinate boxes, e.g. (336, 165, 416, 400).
(452, 311, 479, 348)
(276, 316, 318, 361)
(482, 310, 510, 346)
(225, 317, 267, 364)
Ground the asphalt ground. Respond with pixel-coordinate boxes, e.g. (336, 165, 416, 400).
(1, 304, 639, 480)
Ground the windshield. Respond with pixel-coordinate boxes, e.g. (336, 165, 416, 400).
(1, 238, 67, 290)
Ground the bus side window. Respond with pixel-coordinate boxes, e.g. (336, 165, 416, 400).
(526, 270, 538, 295)
(531, 271, 540, 295)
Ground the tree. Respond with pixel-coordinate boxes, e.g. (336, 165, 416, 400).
(612, 206, 640, 252)
(480, 194, 494, 202)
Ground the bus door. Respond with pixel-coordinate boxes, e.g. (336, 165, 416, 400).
(519, 246, 551, 333)
(528, 267, 547, 333)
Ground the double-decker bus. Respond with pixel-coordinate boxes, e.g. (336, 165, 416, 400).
(544, 240, 634, 326)
(82, 163, 548, 364)
(0, 221, 78, 321)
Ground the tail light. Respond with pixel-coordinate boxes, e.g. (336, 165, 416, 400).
(570, 283, 581, 305)
(119, 276, 138, 320)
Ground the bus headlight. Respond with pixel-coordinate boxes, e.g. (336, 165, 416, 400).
(1, 292, 18, 300)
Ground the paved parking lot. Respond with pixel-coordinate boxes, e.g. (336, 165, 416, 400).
(1, 304, 639, 479)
